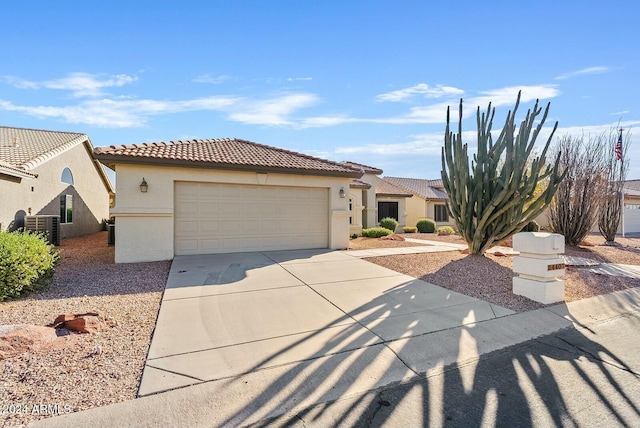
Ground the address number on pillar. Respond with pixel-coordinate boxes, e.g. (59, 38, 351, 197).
(547, 263, 565, 271)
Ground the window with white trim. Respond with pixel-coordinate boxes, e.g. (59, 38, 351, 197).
(60, 194, 73, 223)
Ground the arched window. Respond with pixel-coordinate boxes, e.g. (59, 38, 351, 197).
(61, 167, 74, 185)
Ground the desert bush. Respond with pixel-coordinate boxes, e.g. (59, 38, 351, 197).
(436, 226, 456, 236)
(402, 226, 418, 233)
(379, 217, 398, 232)
(416, 219, 436, 233)
(351, 233, 359, 239)
(0, 230, 59, 301)
(362, 227, 394, 238)
(522, 220, 540, 232)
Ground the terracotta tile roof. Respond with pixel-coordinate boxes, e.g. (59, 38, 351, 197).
(384, 176, 448, 200)
(349, 178, 372, 189)
(374, 176, 413, 197)
(0, 126, 88, 171)
(94, 138, 362, 177)
(340, 161, 383, 175)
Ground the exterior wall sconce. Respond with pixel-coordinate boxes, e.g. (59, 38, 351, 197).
(339, 187, 346, 198)
(140, 178, 148, 193)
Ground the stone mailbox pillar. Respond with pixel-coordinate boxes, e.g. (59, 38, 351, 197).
(512, 232, 565, 304)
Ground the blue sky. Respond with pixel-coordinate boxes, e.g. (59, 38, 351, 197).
(2, 1, 639, 182)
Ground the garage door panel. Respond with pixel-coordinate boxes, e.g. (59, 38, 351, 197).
(175, 182, 329, 255)
(175, 220, 198, 236)
(199, 202, 220, 217)
(176, 201, 198, 217)
(200, 239, 220, 251)
(175, 239, 198, 253)
(200, 220, 220, 234)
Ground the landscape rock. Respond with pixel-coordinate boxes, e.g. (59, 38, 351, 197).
(380, 234, 405, 241)
(0, 324, 58, 360)
(52, 313, 110, 334)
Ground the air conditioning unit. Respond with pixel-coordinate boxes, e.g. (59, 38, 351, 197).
(25, 215, 61, 246)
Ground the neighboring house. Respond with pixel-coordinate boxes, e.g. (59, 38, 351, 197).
(0, 126, 113, 238)
(383, 177, 455, 229)
(372, 175, 413, 230)
(622, 180, 640, 234)
(93, 138, 361, 263)
(341, 161, 413, 232)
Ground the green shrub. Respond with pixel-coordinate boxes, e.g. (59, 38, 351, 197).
(362, 227, 394, 238)
(0, 230, 59, 301)
(522, 220, 540, 232)
(416, 218, 436, 233)
(403, 226, 418, 233)
(351, 233, 359, 239)
(379, 217, 398, 232)
(437, 226, 456, 236)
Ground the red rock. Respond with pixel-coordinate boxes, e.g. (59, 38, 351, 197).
(0, 325, 58, 360)
(500, 238, 513, 248)
(460, 248, 470, 254)
(52, 313, 107, 333)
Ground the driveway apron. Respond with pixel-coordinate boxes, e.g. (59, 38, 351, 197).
(138, 248, 514, 421)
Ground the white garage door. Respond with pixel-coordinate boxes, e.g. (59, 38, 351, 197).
(174, 182, 329, 255)
(624, 206, 640, 234)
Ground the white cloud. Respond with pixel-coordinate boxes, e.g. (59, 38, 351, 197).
(2, 72, 137, 98)
(228, 93, 320, 126)
(469, 85, 560, 109)
(554, 66, 609, 80)
(287, 77, 313, 82)
(335, 132, 454, 156)
(1, 75, 39, 89)
(192, 74, 230, 84)
(376, 83, 464, 102)
(0, 96, 240, 127)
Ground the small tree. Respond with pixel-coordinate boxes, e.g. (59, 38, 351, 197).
(441, 91, 565, 255)
(548, 134, 608, 246)
(598, 128, 630, 242)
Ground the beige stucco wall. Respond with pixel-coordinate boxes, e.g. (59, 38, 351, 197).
(0, 143, 111, 238)
(405, 195, 428, 229)
(403, 197, 455, 231)
(360, 173, 378, 229)
(110, 164, 352, 263)
(348, 188, 365, 235)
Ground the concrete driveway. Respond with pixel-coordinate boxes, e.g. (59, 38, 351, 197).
(136, 248, 514, 424)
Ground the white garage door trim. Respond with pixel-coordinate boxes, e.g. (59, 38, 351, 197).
(174, 181, 329, 255)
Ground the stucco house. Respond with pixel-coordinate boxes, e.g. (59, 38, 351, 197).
(93, 138, 361, 263)
(341, 161, 413, 232)
(383, 177, 455, 230)
(0, 126, 113, 238)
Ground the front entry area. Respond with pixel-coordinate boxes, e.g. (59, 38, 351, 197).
(174, 182, 329, 255)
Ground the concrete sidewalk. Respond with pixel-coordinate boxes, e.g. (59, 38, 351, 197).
(29, 249, 640, 428)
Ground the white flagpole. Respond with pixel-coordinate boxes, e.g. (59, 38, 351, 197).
(620, 128, 625, 238)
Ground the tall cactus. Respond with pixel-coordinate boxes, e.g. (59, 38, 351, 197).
(441, 91, 565, 255)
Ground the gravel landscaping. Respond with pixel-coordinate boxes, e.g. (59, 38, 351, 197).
(361, 233, 640, 312)
(1, 230, 638, 426)
(0, 232, 170, 427)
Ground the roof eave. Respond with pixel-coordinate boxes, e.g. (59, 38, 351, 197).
(0, 166, 37, 179)
(376, 192, 413, 198)
(93, 154, 363, 179)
